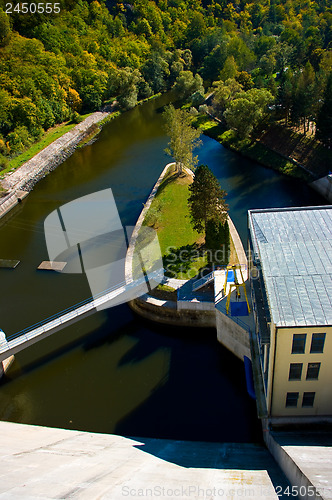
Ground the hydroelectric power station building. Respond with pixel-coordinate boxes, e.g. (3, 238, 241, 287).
(248, 206, 332, 425)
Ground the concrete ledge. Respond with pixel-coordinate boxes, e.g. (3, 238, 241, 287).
(0, 355, 15, 378)
(125, 162, 175, 282)
(0, 112, 110, 220)
(0, 190, 29, 220)
(264, 430, 332, 500)
(216, 309, 251, 361)
(130, 295, 216, 328)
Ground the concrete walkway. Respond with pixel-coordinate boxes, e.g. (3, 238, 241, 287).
(0, 421, 291, 499)
(265, 429, 332, 500)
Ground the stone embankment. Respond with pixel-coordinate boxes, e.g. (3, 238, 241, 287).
(0, 112, 110, 219)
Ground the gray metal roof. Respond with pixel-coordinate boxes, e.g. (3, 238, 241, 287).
(248, 206, 332, 327)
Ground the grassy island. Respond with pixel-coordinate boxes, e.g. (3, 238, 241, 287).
(143, 165, 238, 281)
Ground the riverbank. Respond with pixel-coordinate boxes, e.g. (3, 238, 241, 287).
(194, 114, 315, 182)
(0, 111, 114, 219)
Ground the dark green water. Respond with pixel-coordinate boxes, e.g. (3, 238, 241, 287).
(0, 95, 325, 441)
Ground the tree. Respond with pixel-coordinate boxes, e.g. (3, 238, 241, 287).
(173, 71, 204, 99)
(67, 88, 82, 112)
(163, 105, 202, 175)
(236, 71, 254, 91)
(205, 219, 230, 265)
(0, 11, 11, 47)
(224, 88, 274, 138)
(219, 56, 238, 82)
(316, 72, 332, 147)
(201, 44, 227, 83)
(188, 165, 228, 237)
(142, 52, 170, 93)
(213, 78, 243, 116)
(290, 63, 316, 135)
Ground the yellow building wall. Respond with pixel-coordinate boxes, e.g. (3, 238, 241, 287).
(271, 326, 332, 417)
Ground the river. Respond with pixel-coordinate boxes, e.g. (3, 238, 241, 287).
(0, 94, 325, 442)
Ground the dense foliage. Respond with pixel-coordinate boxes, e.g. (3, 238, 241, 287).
(0, 0, 331, 167)
(163, 104, 202, 174)
(188, 164, 228, 235)
(205, 218, 230, 265)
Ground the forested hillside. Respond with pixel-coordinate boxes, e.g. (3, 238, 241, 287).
(0, 0, 331, 169)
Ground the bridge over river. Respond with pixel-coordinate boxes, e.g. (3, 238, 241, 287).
(0, 273, 161, 364)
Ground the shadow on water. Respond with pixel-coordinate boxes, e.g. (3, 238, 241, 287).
(0, 93, 327, 443)
(0, 312, 138, 382)
(114, 317, 262, 444)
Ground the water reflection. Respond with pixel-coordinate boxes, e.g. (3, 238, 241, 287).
(0, 94, 325, 441)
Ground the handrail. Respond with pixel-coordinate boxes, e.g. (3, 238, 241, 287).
(5, 279, 128, 342)
(216, 301, 251, 332)
(192, 271, 214, 292)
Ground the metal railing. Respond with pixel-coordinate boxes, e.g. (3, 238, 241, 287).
(192, 271, 214, 292)
(5, 280, 129, 343)
(216, 301, 251, 333)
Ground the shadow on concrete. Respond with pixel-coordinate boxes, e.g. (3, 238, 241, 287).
(271, 429, 332, 447)
(130, 437, 293, 497)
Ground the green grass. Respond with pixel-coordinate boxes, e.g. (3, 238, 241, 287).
(0, 113, 92, 178)
(137, 92, 162, 105)
(140, 165, 239, 280)
(194, 114, 225, 139)
(142, 166, 209, 279)
(149, 283, 177, 300)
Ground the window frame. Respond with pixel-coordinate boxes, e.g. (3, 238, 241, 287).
(306, 362, 321, 380)
(291, 333, 307, 354)
(310, 333, 326, 354)
(288, 363, 303, 381)
(302, 392, 316, 407)
(286, 392, 299, 408)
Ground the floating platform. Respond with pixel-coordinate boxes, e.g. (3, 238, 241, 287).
(0, 259, 20, 269)
(37, 261, 67, 271)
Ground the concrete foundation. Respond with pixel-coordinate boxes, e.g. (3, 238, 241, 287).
(130, 295, 216, 328)
(310, 175, 332, 203)
(216, 309, 251, 361)
(0, 355, 15, 378)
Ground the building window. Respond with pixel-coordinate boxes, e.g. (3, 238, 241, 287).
(302, 392, 315, 407)
(286, 392, 299, 407)
(289, 363, 303, 380)
(292, 334, 306, 354)
(310, 333, 326, 353)
(306, 363, 321, 380)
